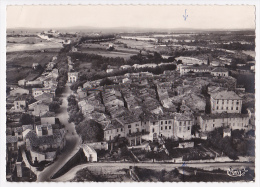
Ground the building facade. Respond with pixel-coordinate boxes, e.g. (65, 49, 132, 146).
(211, 91, 242, 114)
(198, 113, 249, 132)
(68, 72, 79, 83)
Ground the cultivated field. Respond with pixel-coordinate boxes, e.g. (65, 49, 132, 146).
(6, 51, 58, 84)
(77, 42, 140, 60)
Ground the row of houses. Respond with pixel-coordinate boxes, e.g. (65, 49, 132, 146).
(6, 56, 66, 175)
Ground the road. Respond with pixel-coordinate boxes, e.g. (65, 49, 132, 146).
(53, 162, 255, 182)
(37, 84, 81, 182)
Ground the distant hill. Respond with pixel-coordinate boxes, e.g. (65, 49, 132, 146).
(7, 26, 255, 34)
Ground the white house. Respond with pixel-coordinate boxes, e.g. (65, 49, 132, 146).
(198, 113, 249, 132)
(210, 91, 242, 114)
(68, 72, 79, 83)
(211, 67, 229, 77)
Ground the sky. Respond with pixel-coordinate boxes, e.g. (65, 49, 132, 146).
(6, 5, 255, 30)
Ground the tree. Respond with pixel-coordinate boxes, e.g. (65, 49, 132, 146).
(100, 78, 115, 86)
(49, 101, 60, 112)
(67, 95, 77, 106)
(20, 114, 34, 125)
(76, 119, 104, 142)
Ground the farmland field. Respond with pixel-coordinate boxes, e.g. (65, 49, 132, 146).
(6, 51, 58, 84)
(242, 50, 256, 58)
(77, 42, 140, 60)
(7, 42, 63, 52)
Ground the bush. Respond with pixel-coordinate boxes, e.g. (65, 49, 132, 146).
(76, 119, 104, 142)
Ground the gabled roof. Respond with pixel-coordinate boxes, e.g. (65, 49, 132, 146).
(211, 91, 242, 100)
(200, 113, 248, 120)
(41, 111, 55, 118)
(105, 118, 124, 130)
(34, 93, 54, 100)
(174, 113, 193, 121)
(6, 136, 18, 143)
(211, 67, 228, 73)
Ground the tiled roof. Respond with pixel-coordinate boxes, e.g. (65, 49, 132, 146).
(223, 128, 231, 133)
(34, 93, 54, 100)
(41, 111, 55, 118)
(174, 113, 193, 121)
(211, 91, 241, 100)
(212, 67, 228, 73)
(200, 113, 248, 120)
(14, 127, 23, 133)
(6, 136, 18, 143)
(25, 129, 65, 148)
(23, 125, 33, 131)
(105, 118, 124, 130)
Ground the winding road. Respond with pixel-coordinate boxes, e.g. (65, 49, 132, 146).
(37, 84, 81, 182)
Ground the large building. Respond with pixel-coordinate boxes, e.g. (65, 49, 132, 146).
(198, 113, 250, 132)
(211, 67, 229, 77)
(180, 65, 211, 75)
(104, 113, 194, 143)
(210, 91, 242, 114)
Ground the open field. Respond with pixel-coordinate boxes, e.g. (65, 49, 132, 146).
(117, 38, 155, 51)
(7, 36, 43, 44)
(77, 42, 140, 60)
(6, 51, 58, 84)
(242, 50, 256, 58)
(6, 36, 63, 52)
(7, 42, 63, 52)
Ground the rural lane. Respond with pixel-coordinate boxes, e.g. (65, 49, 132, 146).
(37, 84, 81, 182)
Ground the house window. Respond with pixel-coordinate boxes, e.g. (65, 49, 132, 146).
(129, 130, 131, 134)
(117, 129, 119, 132)
(226, 107, 228, 110)
(165, 121, 167, 124)
(231, 107, 233, 110)
(153, 122, 155, 125)
(179, 127, 181, 132)
(121, 128, 123, 132)
(179, 122, 182, 125)
(161, 127, 163, 130)
(165, 126, 167, 130)
(128, 125, 131, 128)
(168, 121, 171, 124)
(217, 100, 219, 104)
(161, 121, 163, 125)
(107, 131, 109, 134)
(227, 100, 229, 104)
(217, 106, 219, 110)
(236, 107, 238, 110)
(237, 101, 239, 105)
(213, 119, 215, 122)
(222, 100, 224, 104)
(221, 107, 223, 110)
(152, 128, 155, 133)
(213, 124, 215, 127)
(187, 126, 190, 130)
(169, 126, 171, 129)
